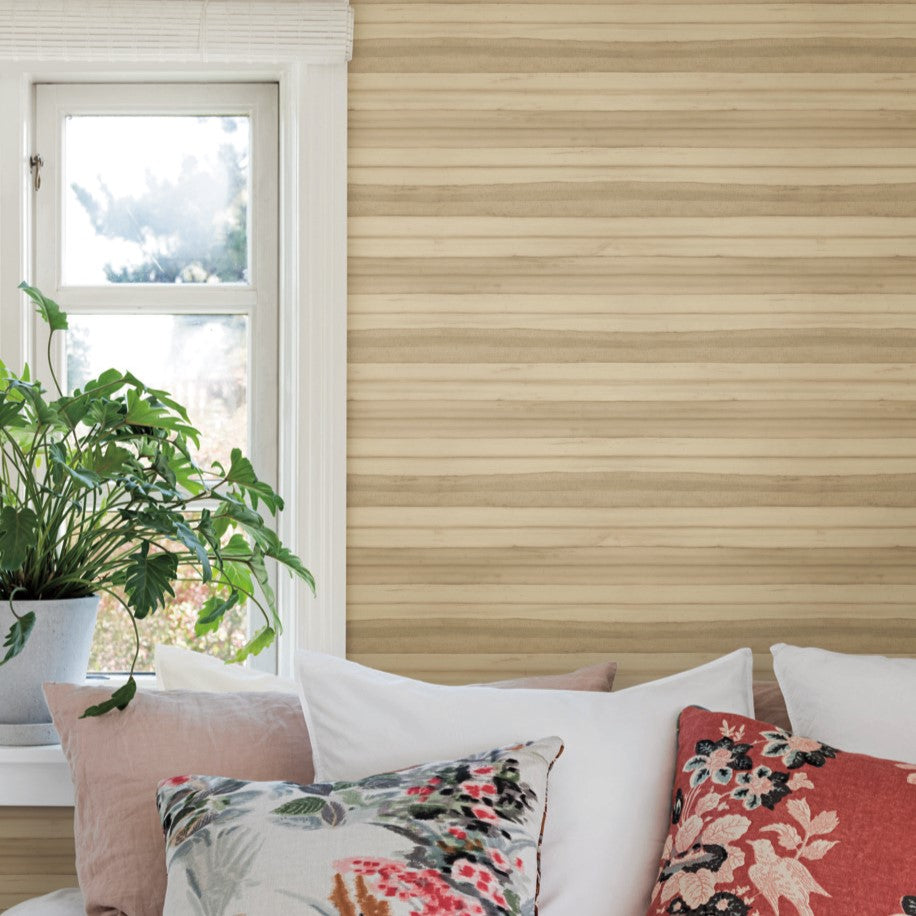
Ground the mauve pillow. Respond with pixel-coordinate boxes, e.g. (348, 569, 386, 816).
(44, 662, 616, 916)
(753, 680, 790, 731)
(485, 659, 616, 692)
(44, 684, 313, 916)
(156, 644, 617, 695)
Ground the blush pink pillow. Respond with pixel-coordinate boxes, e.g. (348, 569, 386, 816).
(44, 684, 314, 916)
(486, 660, 616, 692)
(44, 662, 616, 916)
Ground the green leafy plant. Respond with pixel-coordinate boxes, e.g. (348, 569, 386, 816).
(0, 283, 314, 716)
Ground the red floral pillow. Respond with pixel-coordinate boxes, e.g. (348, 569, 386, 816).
(647, 706, 916, 916)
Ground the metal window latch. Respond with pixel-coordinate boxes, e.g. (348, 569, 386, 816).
(29, 155, 43, 191)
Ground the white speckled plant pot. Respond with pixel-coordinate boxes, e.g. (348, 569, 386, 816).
(0, 596, 99, 743)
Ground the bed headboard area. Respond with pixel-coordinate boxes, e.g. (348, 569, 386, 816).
(5, 2, 916, 913)
(346, 0, 916, 689)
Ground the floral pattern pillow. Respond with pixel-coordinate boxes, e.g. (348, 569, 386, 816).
(647, 707, 916, 916)
(157, 736, 562, 916)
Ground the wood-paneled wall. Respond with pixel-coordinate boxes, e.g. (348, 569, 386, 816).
(0, 809, 75, 911)
(5, 1, 916, 909)
(346, 0, 916, 688)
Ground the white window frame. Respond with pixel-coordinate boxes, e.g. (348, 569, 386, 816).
(0, 1, 351, 710)
(33, 81, 282, 670)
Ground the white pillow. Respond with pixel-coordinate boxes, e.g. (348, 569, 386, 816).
(154, 644, 297, 693)
(771, 643, 916, 763)
(295, 649, 754, 916)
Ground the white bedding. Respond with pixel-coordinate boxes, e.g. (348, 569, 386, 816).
(5, 889, 83, 916)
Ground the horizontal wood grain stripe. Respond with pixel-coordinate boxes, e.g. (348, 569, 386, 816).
(0, 810, 73, 841)
(354, 0, 908, 6)
(351, 363, 916, 380)
(350, 314, 916, 332)
(349, 546, 916, 583)
(351, 74, 916, 111)
(347, 582, 916, 603)
(348, 506, 916, 525)
(348, 438, 916, 457)
(351, 38, 916, 72)
(355, 6, 916, 24)
(351, 236, 916, 258)
(351, 215, 916, 234)
(0, 855, 76, 876)
(349, 471, 916, 506)
(353, 98, 916, 116)
(349, 399, 916, 437)
(349, 256, 916, 292)
(347, 526, 916, 548)
(347, 616, 915, 652)
(348, 371, 916, 402)
(349, 457, 916, 475)
(349, 328, 916, 362)
(350, 186, 916, 217)
(349, 605, 916, 626)
(351, 172, 916, 193)
(348, 384, 916, 401)
(350, 109, 916, 147)
(351, 148, 916, 166)
(358, 25, 916, 40)
(349, 293, 916, 313)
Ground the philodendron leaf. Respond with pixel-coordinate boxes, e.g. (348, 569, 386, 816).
(225, 448, 283, 514)
(172, 520, 212, 582)
(19, 282, 68, 331)
(83, 444, 132, 477)
(248, 546, 276, 615)
(49, 447, 101, 489)
(123, 389, 198, 441)
(123, 543, 178, 619)
(84, 399, 125, 430)
(0, 506, 39, 571)
(213, 494, 264, 528)
(229, 625, 275, 664)
(265, 542, 317, 595)
(218, 560, 254, 598)
(6, 379, 59, 427)
(194, 592, 239, 637)
(79, 677, 136, 718)
(0, 394, 24, 428)
(0, 611, 36, 666)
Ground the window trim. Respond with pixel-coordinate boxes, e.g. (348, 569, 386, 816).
(0, 5, 350, 699)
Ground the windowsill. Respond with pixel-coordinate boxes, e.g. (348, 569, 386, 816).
(0, 674, 158, 807)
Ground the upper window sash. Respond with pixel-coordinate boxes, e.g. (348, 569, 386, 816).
(34, 82, 277, 306)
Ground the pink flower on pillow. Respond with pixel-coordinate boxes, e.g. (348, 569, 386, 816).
(338, 858, 487, 915)
(460, 780, 497, 800)
(451, 859, 508, 908)
(471, 804, 498, 822)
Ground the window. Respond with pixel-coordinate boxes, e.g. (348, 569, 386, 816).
(0, 0, 350, 692)
(33, 83, 279, 671)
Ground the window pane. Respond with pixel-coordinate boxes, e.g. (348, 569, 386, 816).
(67, 314, 251, 672)
(66, 314, 248, 470)
(63, 116, 250, 285)
(89, 574, 249, 673)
